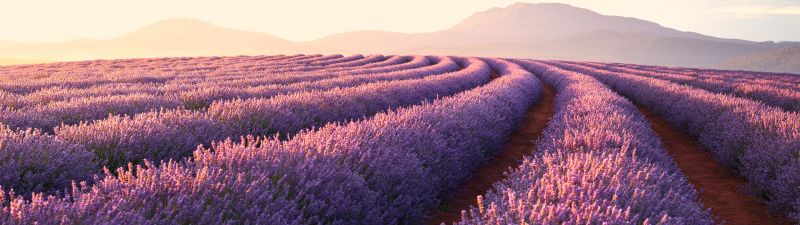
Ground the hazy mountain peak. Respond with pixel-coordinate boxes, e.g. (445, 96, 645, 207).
(505, 2, 596, 13)
(0, 17, 314, 61)
(117, 18, 266, 41)
(449, 2, 700, 42)
(1, 2, 795, 72)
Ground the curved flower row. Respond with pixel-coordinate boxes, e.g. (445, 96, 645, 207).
(0, 54, 334, 94)
(568, 61, 800, 111)
(0, 56, 441, 131)
(12, 55, 413, 106)
(613, 62, 800, 88)
(0, 56, 485, 197)
(457, 60, 712, 224)
(0, 54, 401, 100)
(0, 126, 96, 197)
(207, 57, 484, 138)
(550, 60, 800, 222)
(0, 58, 540, 224)
(57, 56, 486, 171)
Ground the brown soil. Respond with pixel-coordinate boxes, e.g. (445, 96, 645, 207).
(489, 70, 500, 80)
(425, 83, 556, 225)
(637, 106, 791, 225)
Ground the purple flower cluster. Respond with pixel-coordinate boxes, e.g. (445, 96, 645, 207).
(0, 58, 540, 224)
(549, 60, 800, 222)
(0, 55, 433, 130)
(0, 54, 394, 96)
(616, 62, 800, 86)
(318, 54, 386, 67)
(0, 55, 435, 194)
(570, 61, 800, 111)
(52, 56, 474, 168)
(208, 57, 488, 138)
(0, 55, 488, 198)
(0, 126, 96, 197)
(21, 83, 166, 105)
(1, 94, 183, 132)
(308, 54, 365, 66)
(54, 109, 229, 171)
(2, 53, 792, 223)
(177, 56, 447, 109)
(457, 60, 712, 224)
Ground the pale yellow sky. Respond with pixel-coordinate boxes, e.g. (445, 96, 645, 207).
(1, 0, 799, 43)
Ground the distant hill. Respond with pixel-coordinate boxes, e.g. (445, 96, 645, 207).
(310, 3, 797, 68)
(1, 3, 797, 70)
(0, 18, 323, 61)
(448, 3, 710, 42)
(402, 31, 779, 66)
(717, 46, 800, 74)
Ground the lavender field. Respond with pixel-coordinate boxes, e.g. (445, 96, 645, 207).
(0, 54, 797, 224)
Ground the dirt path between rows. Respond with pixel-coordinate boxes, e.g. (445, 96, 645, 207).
(425, 83, 556, 225)
(637, 106, 791, 225)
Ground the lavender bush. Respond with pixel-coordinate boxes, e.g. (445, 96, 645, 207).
(1, 54, 793, 223)
(0, 55, 437, 130)
(208, 57, 488, 138)
(0, 58, 540, 224)
(549, 60, 800, 222)
(54, 109, 228, 171)
(0, 126, 96, 197)
(51, 56, 474, 169)
(456, 60, 712, 224)
(569, 61, 800, 111)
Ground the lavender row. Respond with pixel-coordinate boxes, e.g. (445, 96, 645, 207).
(0, 56, 443, 131)
(307, 54, 364, 65)
(615, 62, 800, 86)
(1, 56, 437, 131)
(549, 60, 800, 222)
(207, 57, 486, 138)
(320, 54, 388, 67)
(0, 54, 365, 95)
(339, 54, 409, 69)
(57, 56, 486, 170)
(580, 61, 800, 91)
(6, 54, 346, 93)
(0, 56, 484, 197)
(175, 55, 440, 109)
(233, 54, 388, 75)
(0, 54, 298, 80)
(569, 61, 800, 111)
(289, 54, 344, 64)
(9, 55, 412, 106)
(0, 126, 97, 197)
(208, 54, 360, 75)
(458, 60, 712, 224)
(35, 56, 422, 108)
(255, 54, 397, 75)
(3, 55, 418, 108)
(0, 58, 540, 224)
(0, 54, 307, 94)
(189, 55, 427, 88)
(583, 62, 800, 92)
(0, 94, 183, 132)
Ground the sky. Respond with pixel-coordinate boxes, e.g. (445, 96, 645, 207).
(1, 0, 799, 43)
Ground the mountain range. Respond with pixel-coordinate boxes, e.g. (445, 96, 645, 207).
(1, 3, 797, 73)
